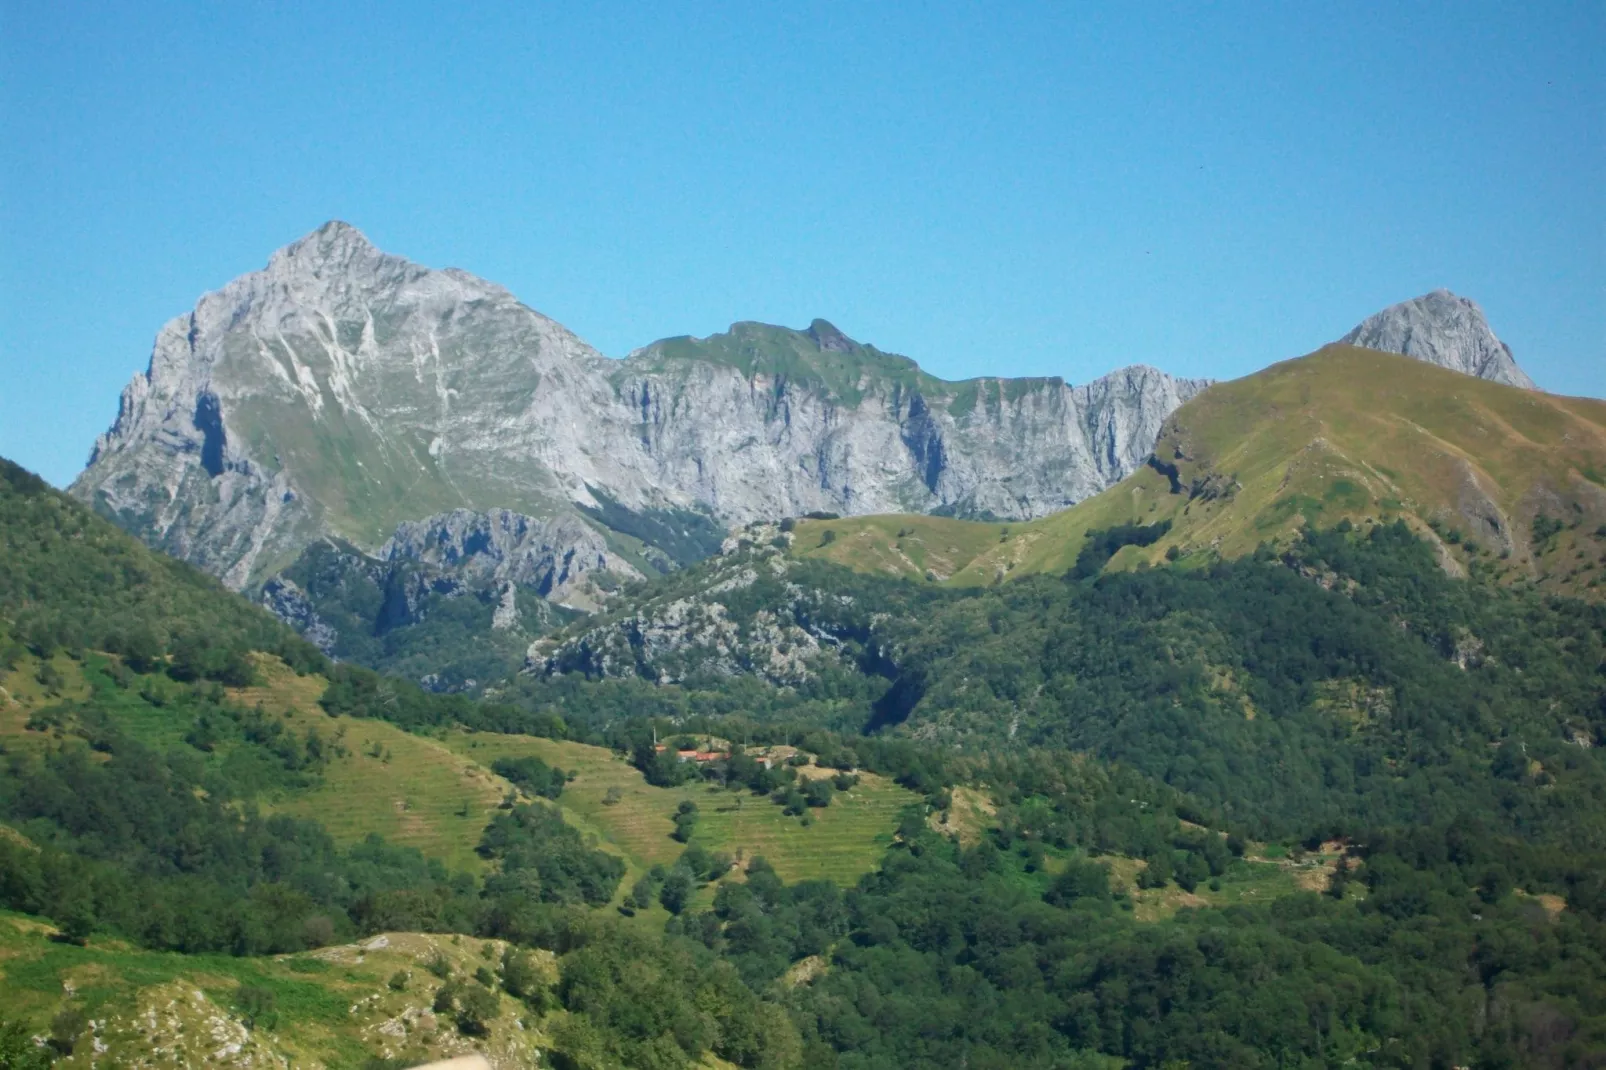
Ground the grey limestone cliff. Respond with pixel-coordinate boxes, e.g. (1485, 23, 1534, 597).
(381, 508, 635, 612)
(72, 222, 1213, 612)
(1340, 289, 1536, 389)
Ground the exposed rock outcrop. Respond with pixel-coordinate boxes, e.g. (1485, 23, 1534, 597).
(1340, 289, 1536, 389)
(380, 509, 634, 610)
(529, 532, 860, 687)
(72, 222, 1211, 605)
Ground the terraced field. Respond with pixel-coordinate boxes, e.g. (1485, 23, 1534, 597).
(446, 733, 920, 888)
(230, 658, 509, 874)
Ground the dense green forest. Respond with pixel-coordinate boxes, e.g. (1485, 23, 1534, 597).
(5, 455, 1606, 1066)
(0, 458, 322, 674)
(530, 518, 1606, 844)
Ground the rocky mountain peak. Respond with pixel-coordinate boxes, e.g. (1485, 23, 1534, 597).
(1340, 289, 1535, 389)
(73, 223, 1213, 627)
(276, 219, 376, 262)
(806, 318, 856, 352)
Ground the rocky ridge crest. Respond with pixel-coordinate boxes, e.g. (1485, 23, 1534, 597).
(71, 222, 1211, 604)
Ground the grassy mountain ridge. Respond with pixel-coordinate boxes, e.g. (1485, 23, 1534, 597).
(625, 320, 947, 407)
(783, 345, 1606, 595)
(628, 319, 1106, 421)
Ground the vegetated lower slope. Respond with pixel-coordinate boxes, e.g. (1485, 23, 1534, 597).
(788, 346, 1606, 597)
(12, 449, 1606, 1064)
(0, 456, 807, 1068)
(539, 520, 1606, 841)
(0, 637, 850, 1068)
(0, 457, 318, 669)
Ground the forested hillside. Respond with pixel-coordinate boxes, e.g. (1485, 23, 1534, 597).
(0, 458, 794, 1066)
(0, 458, 321, 675)
(534, 517, 1606, 842)
(6, 451, 1606, 1067)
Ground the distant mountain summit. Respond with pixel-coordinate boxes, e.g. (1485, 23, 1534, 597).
(71, 222, 1210, 674)
(1340, 289, 1536, 389)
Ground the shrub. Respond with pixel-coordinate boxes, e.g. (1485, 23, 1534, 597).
(235, 985, 278, 1030)
(1044, 859, 1111, 907)
(48, 1005, 87, 1055)
(803, 778, 834, 808)
(502, 948, 551, 1005)
(659, 868, 694, 915)
(672, 801, 700, 843)
(491, 755, 567, 800)
(0, 1017, 54, 1069)
(454, 985, 499, 1037)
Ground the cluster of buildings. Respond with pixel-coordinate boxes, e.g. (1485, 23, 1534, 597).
(654, 742, 792, 769)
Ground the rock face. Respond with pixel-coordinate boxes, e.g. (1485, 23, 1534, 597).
(259, 513, 602, 690)
(72, 222, 1212, 612)
(381, 508, 634, 610)
(1340, 290, 1536, 389)
(531, 525, 863, 687)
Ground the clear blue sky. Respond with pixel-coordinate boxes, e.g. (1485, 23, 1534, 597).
(2, 2, 1600, 486)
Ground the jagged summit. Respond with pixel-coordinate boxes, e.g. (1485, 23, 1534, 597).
(1340, 289, 1535, 389)
(72, 224, 1209, 629)
(260, 221, 381, 281)
(282, 219, 373, 254)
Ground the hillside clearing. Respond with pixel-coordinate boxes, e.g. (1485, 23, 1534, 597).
(445, 733, 919, 888)
(231, 657, 508, 873)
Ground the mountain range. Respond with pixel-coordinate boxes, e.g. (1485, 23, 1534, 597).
(69, 221, 1556, 681)
(11, 225, 1606, 1069)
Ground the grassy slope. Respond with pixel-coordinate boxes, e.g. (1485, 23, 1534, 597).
(445, 733, 919, 891)
(787, 513, 1010, 581)
(0, 910, 550, 1068)
(229, 657, 509, 873)
(234, 658, 921, 894)
(0, 651, 507, 876)
(958, 345, 1606, 589)
(1, 649, 919, 894)
(784, 347, 1606, 595)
